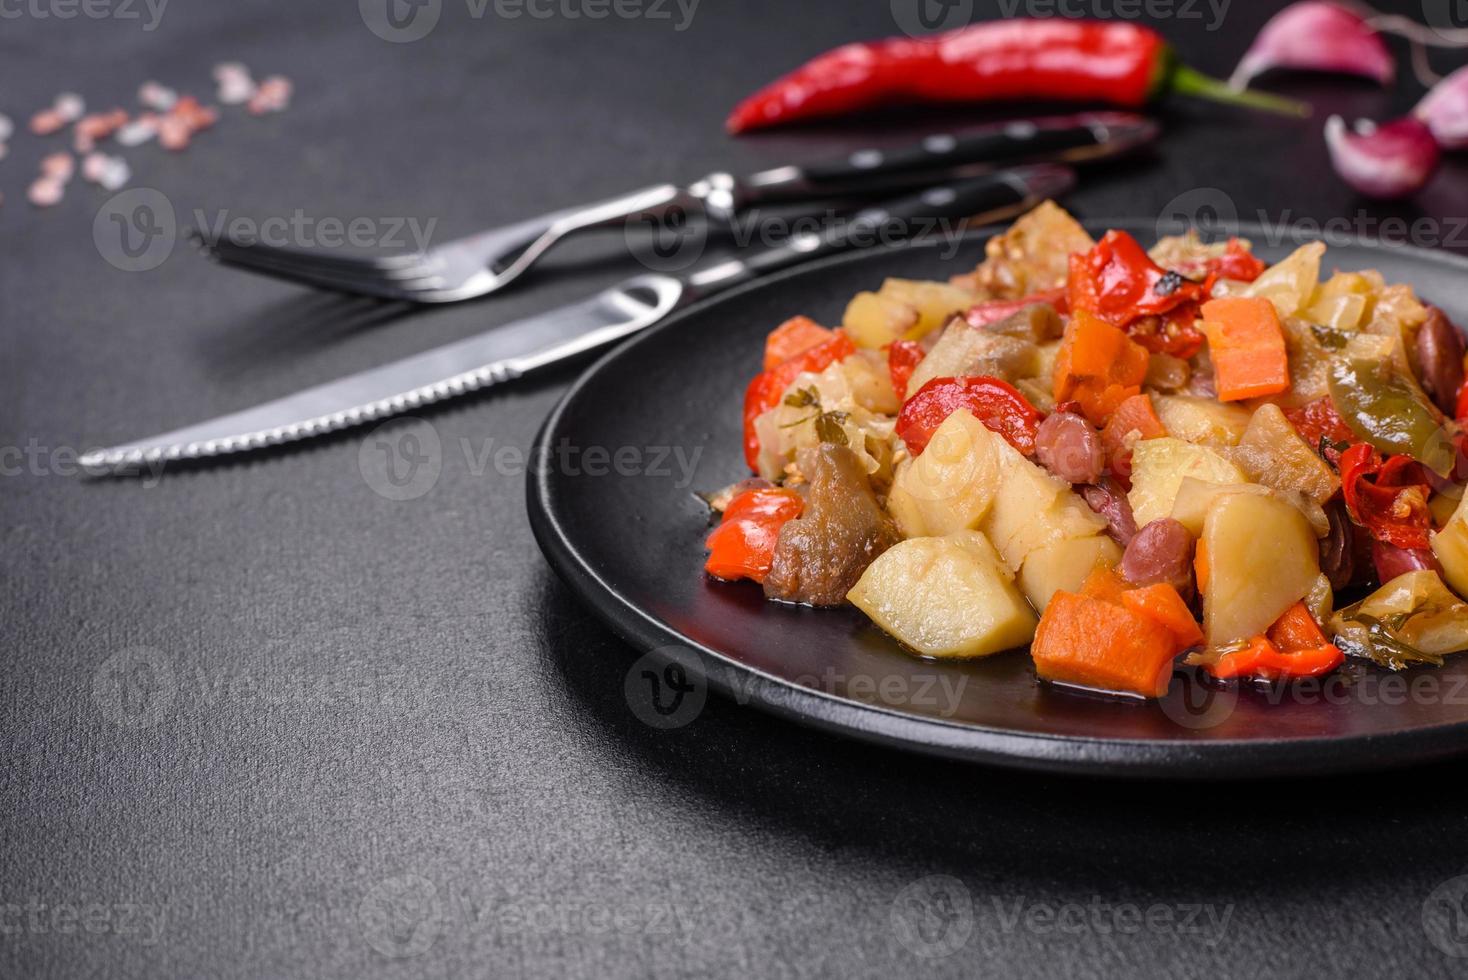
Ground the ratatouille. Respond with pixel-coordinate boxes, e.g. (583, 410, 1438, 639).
(702, 201, 1468, 699)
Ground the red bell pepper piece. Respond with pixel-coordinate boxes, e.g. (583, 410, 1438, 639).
(1202, 239, 1268, 283)
(763, 316, 833, 370)
(1067, 230, 1211, 358)
(1284, 396, 1362, 466)
(725, 20, 1303, 134)
(1338, 443, 1434, 550)
(887, 340, 924, 401)
(896, 376, 1045, 457)
(704, 487, 803, 584)
(963, 287, 1068, 330)
(1203, 603, 1344, 681)
(741, 332, 856, 471)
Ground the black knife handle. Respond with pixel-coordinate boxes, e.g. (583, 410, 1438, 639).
(682, 165, 1075, 299)
(739, 113, 1152, 206)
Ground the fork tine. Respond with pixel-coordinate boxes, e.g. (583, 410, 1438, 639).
(196, 233, 441, 282)
(202, 228, 429, 272)
(199, 239, 442, 301)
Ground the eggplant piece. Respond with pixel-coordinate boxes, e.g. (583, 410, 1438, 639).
(764, 444, 899, 607)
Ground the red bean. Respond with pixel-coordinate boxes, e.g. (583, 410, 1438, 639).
(1415, 305, 1465, 414)
(1120, 518, 1195, 594)
(1035, 411, 1103, 484)
(1081, 478, 1138, 547)
(1371, 539, 1440, 584)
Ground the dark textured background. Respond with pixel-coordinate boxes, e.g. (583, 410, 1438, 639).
(5, 1, 1468, 977)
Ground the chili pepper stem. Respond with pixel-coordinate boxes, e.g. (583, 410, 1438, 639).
(1167, 62, 1311, 117)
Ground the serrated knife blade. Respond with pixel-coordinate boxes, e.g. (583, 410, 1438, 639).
(78, 274, 685, 476)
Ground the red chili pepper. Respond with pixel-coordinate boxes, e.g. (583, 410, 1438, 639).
(742, 332, 856, 471)
(704, 487, 803, 584)
(1339, 443, 1434, 550)
(726, 20, 1304, 133)
(1285, 396, 1362, 466)
(887, 340, 924, 401)
(896, 376, 1044, 457)
(964, 287, 1068, 330)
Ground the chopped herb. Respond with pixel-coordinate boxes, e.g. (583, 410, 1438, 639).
(815, 411, 850, 446)
(1310, 324, 1349, 350)
(783, 386, 820, 409)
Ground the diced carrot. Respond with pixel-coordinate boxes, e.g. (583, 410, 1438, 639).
(1053, 310, 1150, 425)
(1031, 591, 1179, 698)
(1199, 296, 1290, 401)
(1193, 539, 1209, 594)
(1120, 584, 1204, 652)
(1101, 393, 1167, 478)
(1265, 601, 1329, 652)
(763, 316, 833, 370)
(1079, 565, 1127, 603)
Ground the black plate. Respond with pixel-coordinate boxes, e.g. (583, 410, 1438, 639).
(528, 222, 1468, 778)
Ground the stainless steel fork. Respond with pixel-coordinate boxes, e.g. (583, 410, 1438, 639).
(194, 112, 1156, 303)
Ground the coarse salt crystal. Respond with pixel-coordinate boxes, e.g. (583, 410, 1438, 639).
(54, 93, 85, 122)
(218, 75, 256, 106)
(98, 157, 130, 191)
(158, 115, 192, 151)
(28, 177, 63, 207)
(116, 115, 158, 146)
(248, 76, 293, 115)
(138, 81, 177, 111)
(30, 108, 65, 136)
(41, 151, 74, 182)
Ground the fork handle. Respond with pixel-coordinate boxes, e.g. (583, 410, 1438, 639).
(682, 165, 1075, 299)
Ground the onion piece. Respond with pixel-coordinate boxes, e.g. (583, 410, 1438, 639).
(1415, 65, 1468, 151)
(1230, 2, 1395, 90)
(1324, 115, 1440, 199)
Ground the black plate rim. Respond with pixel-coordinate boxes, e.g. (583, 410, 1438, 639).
(528, 222, 1468, 779)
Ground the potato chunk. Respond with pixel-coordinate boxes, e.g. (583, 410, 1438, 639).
(1128, 438, 1246, 528)
(1231, 403, 1339, 505)
(1018, 535, 1122, 612)
(841, 278, 978, 349)
(1432, 492, 1468, 600)
(1202, 491, 1320, 646)
(905, 319, 1041, 395)
(1153, 395, 1252, 448)
(886, 410, 1001, 537)
(848, 532, 1037, 658)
